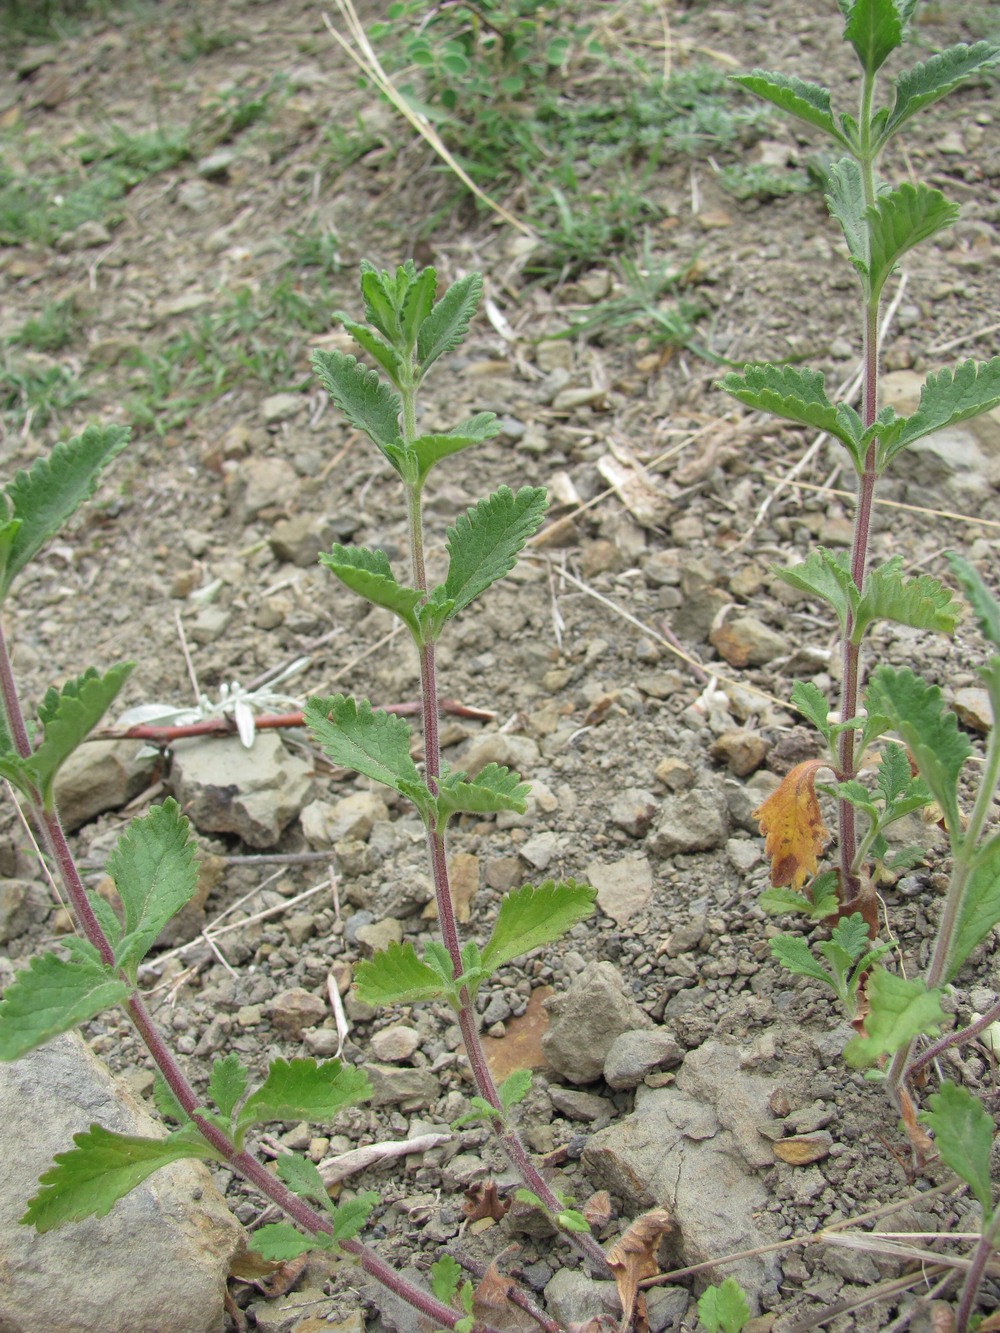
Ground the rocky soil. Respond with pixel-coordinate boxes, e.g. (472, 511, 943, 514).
(1, 2, 999, 1331)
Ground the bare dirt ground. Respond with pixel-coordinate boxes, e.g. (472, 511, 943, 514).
(1, 1, 999, 1330)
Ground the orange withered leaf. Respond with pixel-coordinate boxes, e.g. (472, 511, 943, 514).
(753, 758, 829, 890)
(606, 1207, 673, 1328)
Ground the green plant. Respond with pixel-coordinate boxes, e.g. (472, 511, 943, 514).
(7, 298, 83, 354)
(719, 4, 1000, 1326)
(697, 1278, 751, 1333)
(0, 265, 621, 1333)
(0, 354, 87, 428)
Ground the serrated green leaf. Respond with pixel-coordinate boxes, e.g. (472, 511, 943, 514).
(442, 485, 548, 618)
(236, 1059, 371, 1136)
(945, 834, 1000, 984)
(304, 696, 427, 810)
(108, 799, 200, 975)
(451, 1094, 503, 1129)
(771, 934, 835, 989)
(330, 1190, 378, 1240)
(276, 1152, 333, 1212)
(310, 350, 404, 467)
(790, 680, 834, 743)
(881, 42, 1000, 144)
(334, 314, 403, 384)
(719, 364, 863, 461)
(731, 70, 846, 145)
(353, 940, 449, 1007)
(401, 264, 436, 350)
(319, 545, 423, 639)
(843, 967, 945, 1067)
(21, 1123, 213, 1232)
(945, 552, 1000, 647)
(774, 548, 857, 633)
(416, 272, 483, 379)
(153, 1072, 190, 1126)
(27, 663, 134, 806)
(865, 183, 959, 302)
(434, 762, 530, 830)
(88, 893, 122, 948)
(832, 779, 875, 814)
(411, 413, 501, 481)
(359, 258, 404, 345)
(878, 359, 1000, 468)
(208, 1053, 248, 1121)
(0, 424, 130, 600)
(853, 561, 962, 643)
(0, 948, 129, 1060)
(866, 666, 971, 837)
(919, 1081, 994, 1218)
(557, 1209, 591, 1233)
(843, 0, 903, 74)
(829, 912, 871, 962)
(480, 880, 596, 971)
(877, 741, 914, 807)
(825, 156, 870, 277)
(698, 1277, 751, 1333)
(759, 886, 815, 916)
(250, 1222, 332, 1261)
(431, 1253, 463, 1305)
(500, 1068, 532, 1113)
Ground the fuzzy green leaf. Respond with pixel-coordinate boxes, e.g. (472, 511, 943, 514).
(236, 1059, 371, 1135)
(865, 183, 959, 302)
(825, 157, 870, 275)
(416, 272, 483, 378)
(774, 548, 857, 633)
(276, 1152, 334, 1212)
(0, 947, 129, 1060)
(24, 663, 134, 806)
(866, 666, 971, 837)
(770, 935, 835, 990)
(434, 763, 530, 830)
(310, 350, 404, 466)
(250, 1223, 333, 1261)
(698, 1277, 751, 1333)
(330, 1191, 379, 1240)
(480, 880, 596, 971)
(208, 1053, 249, 1121)
(153, 1073, 190, 1126)
(945, 834, 1000, 984)
(358, 259, 405, 344)
(442, 485, 548, 617)
(431, 1254, 463, 1305)
(108, 799, 200, 975)
(760, 886, 816, 916)
(21, 1123, 213, 1232)
(304, 695, 426, 807)
(334, 314, 402, 384)
(731, 70, 846, 145)
(852, 561, 962, 643)
(0, 424, 130, 600)
(790, 680, 834, 744)
(353, 940, 449, 1007)
(919, 1081, 994, 1218)
(499, 1068, 532, 1113)
(719, 364, 863, 462)
(945, 552, 1000, 647)
(878, 358, 1000, 468)
(876, 741, 915, 807)
(881, 43, 1000, 143)
(402, 264, 437, 350)
(843, 0, 903, 74)
(320, 545, 423, 638)
(843, 967, 945, 1067)
(411, 413, 501, 480)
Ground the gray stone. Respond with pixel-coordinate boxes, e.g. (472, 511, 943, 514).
(0, 878, 51, 943)
(354, 917, 403, 953)
(54, 739, 156, 831)
(270, 987, 327, 1036)
(365, 1064, 440, 1109)
(588, 854, 654, 926)
(301, 792, 389, 848)
(604, 1028, 684, 1090)
(170, 732, 313, 848)
(547, 1085, 615, 1122)
(228, 455, 299, 522)
(520, 830, 559, 870)
(542, 1269, 619, 1326)
(461, 732, 540, 778)
(268, 513, 337, 566)
(0, 1033, 242, 1333)
(608, 787, 658, 837)
(952, 686, 992, 733)
(646, 1285, 692, 1332)
(261, 393, 303, 425)
(584, 1041, 782, 1299)
(370, 1024, 420, 1062)
(710, 611, 786, 667)
(196, 148, 236, 179)
(647, 783, 729, 856)
(542, 961, 653, 1084)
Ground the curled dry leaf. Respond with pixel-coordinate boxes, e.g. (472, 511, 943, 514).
(583, 1189, 613, 1228)
(606, 1207, 673, 1330)
(898, 1085, 935, 1162)
(753, 758, 828, 890)
(472, 1255, 539, 1333)
(463, 1179, 510, 1222)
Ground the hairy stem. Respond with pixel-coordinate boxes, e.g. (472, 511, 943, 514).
(955, 1208, 1000, 1333)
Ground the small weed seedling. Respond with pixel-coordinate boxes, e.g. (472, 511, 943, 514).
(0, 264, 620, 1332)
(720, 3, 1000, 1325)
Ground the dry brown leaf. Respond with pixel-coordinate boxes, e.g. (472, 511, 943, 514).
(463, 1180, 510, 1222)
(606, 1207, 673, 1328)
(254, 1253, 309, 1299)
(583, 1189, 613, 1228)
(898, 1085, 935, 1162)
(472, 1256, 538, 1332)
(753, 758, 828, 889)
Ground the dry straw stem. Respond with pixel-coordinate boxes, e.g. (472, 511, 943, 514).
(322, 2, 534, 237)
(761, 474, 1000, 533)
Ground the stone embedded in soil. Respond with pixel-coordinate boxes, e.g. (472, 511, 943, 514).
(588, 853, 654, 926)
(268, 513, 338, 566)
(952, 686, 992, 732)
(0, 878, 50, 943)
(370, 1024, 420, 1062)
(542, 961, 653, 1084)
(170, 731, 313, 848)
(53, 737, 156, 831)
(0, 1032, 242, 1333)
(226, 454, 299, 522)
(354, 917, 403, 953)
(520, 829, 560, 870)
(603, 1028, 684, 1090)
(710, 729, 769, 776)
(461, 731, 540, 778)
(365, 1063, 440, 1109)
(608, 786, 658, 837)
(647, 782, 729, 856)
(710, 610, 786, 668)
(270, 987, 327, 1036)
(548, 1085, 615, 1123)
(260, 392, 303, 424)
(543, 1270, 620, 1327)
